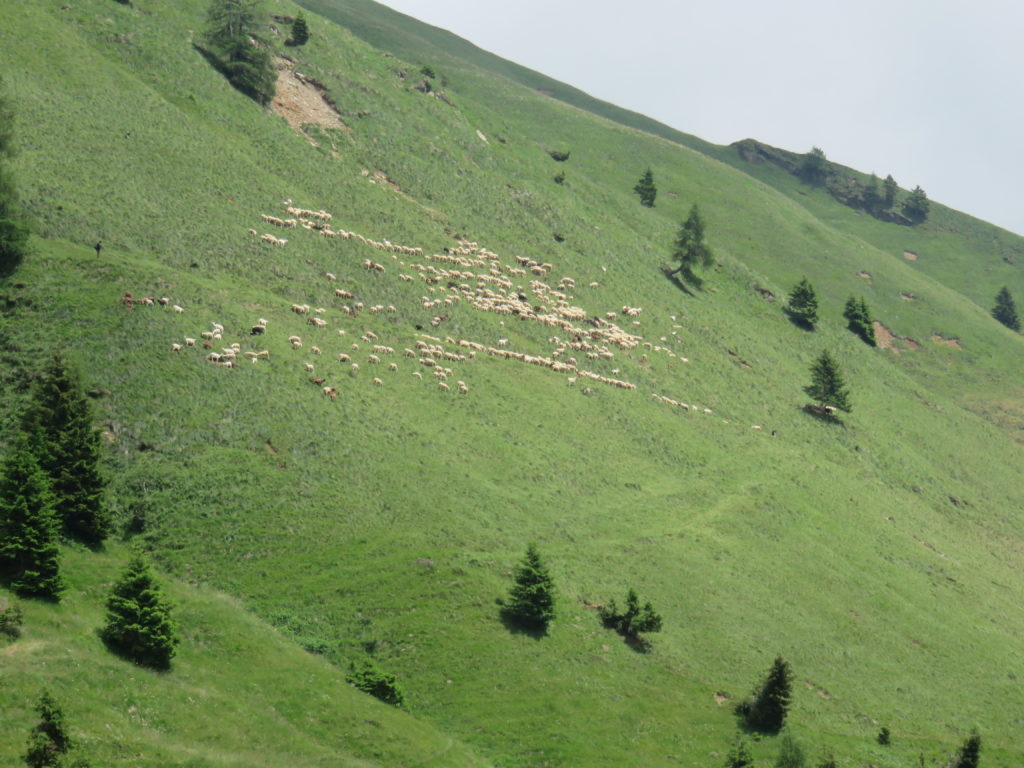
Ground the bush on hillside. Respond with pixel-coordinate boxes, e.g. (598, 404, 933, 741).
(775, 733, 805, 768)
(901, 185, 930, 224)
(202, 0, 277, 106)
(950, 731, 981, 768)
(346, 659, 405, 707)
(286, 13, 309, 46)
(599, 587, 662, 647)
(992, 286, 1020, 331)
(736, 656, 793, 733)
(843, 296, 876, 346)
(798, 147, 828, 186)
(24, 691, 74, 768)
(548, 149, 570, 162)
(101, 555, 179, 669)
(0, 599, 24, 638)
(724, 735, 754, 768)
(633, 168, 657, 207)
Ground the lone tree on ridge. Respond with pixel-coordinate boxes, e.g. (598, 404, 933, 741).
(633, 168, 657, 207)
(804, 349, 851, 415)
(992, 286, 1020, 331)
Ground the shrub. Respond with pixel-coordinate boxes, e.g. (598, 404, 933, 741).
(877, 726, 891, 745)
(0, 600, 24, 638)
(24, 691, 72, 768)
(553, 171, 565, 185)
(101, 555, 179, 669)
(599, 588, 662, 641)
(775, 733, 805, 768)
(287, 13, 309, 46)
(724, 735, 754, 768)
(548, 149, 570, 162)
(346, 659, 405, 707)
(950, 731, 981, 768)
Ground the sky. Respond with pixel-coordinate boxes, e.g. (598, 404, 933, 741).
(376, 0, 1024, 235)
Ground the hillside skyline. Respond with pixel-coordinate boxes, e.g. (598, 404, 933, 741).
(377, 0, 1024, 237)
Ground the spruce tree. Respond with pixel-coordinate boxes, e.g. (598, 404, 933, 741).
(633, 168, 657, 207)
(798, 147, 828, 186)
(0, 437, 64, 600)
(670, 204, 714, 276)
(503, 543, 556, 630)
(0, 77, 30, 278)
(346, 659, 405, 707)
(785, 277, 818, 327)
(204, 0, 277, 105)
(992, 286, 1020, 331)
(26, 352, 109, 545)
(803, 349, 852, 414)
(951, 731, 981, 768)
(288, 13, 309, 46)
(101, 555, 179, 669)
(883, 174, 898, 208)
(843, 296, 876, 346)
(741, 656, 793, 733)
(24, 691, 72, 768)
(600, 587, 663, 638)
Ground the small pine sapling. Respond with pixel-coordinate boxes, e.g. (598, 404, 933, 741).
(599, 587, 662, 646)
(803, 349, 851, 415)
(633, 168, 657, 207)
(502, 543, 556, 631)
(785, 277, 818, 327)
(346, 659, 405, 707)
(24, 691, 72, 768)
(101, 555, 179, 669)
(992, 286, 1020, 331)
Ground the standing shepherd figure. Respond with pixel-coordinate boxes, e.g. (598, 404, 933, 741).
(94, 241, 102, 258)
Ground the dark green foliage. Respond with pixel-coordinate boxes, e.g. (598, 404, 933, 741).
(785, 277, 818, 327)
(101, 555, 179, 669)
(346, 659, 405, 707)
(843, 296, 876, 346)
(991, 286, 1020, 331)
(24, 691, 71, 768)
(420, 64, 436, 79)
(902, 185, 930, 223)
(863, 174, 881, 212)
(0, 437, 64, 600)
(725, 735, 754, 768)
(951, 731, 981, 768)
(553, 171, 565, 185)
(0, 599, 24, 638)
(203, 0, 276, 106)
(633, 168, 657, 207)
(0, 78, 29, 278)
(670, 204, 714, 275)
(798, 147, 828, 185)
(883, 174, 898, 208)
(738, 656, 793, 733)
(877, 726, 891, 745)
(803, 349, 852, 414)
(599, 588, 662, 638)
(775, 733, 805, 768)
(25, 353, 109, 545)
(503, 543, 556, 630)
(287, 13, 309, 46)
(548, 149, 570, 162)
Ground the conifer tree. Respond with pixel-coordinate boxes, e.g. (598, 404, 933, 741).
(503, 543, 556, 630)
(843, 296, 876, 346)
(633, 168, 657, 207)
(724, 735, 754, 768)
(204, 0, 276, 105)
(288, 13, 309, 46)
(798, 147, 828, 186)
(346, 659, 405, 707)
(101, 555, 179, 669)
(599, 587, 663, 638)
(740, 656, 793, 733)
(951, 731, 981, 768)
(0, 437, 64, 600)
(902, 185, 930, 223)
(803, 349, 852, 414)
(26, 352, 109, 545)
(24, 691, 72, 768)
(991, 286, 1020, 331)
(883, 174, 898, 208)
(670, 204, 714, 276)
(785, 277, 818, 327)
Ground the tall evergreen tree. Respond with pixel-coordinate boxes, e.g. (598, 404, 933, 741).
(204, 0, 276, 105)
(0, 77, 30, 278)
(883, 174, 898, 208)
(843, 296, 876, 346)
(670, 204, 714, 276)
(740, 656, 793, 733)
(288, 13, 310, 46)
(503, 543, 556, 630)
(991, 286, 1020, 331)
(24, 691, 72, 768)
(0, 436, 64, 600)
(633, 168, 657, 207)
(101, 555, 179, 669)
(901, 185, 930, 223)
(785, 277, 818, 327)
(26, 352, 109, 545)
(803, 349, 852, 414)
(951, 731, 981, 768)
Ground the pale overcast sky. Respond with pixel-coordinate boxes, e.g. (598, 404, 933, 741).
(377, 0, 1024, 236)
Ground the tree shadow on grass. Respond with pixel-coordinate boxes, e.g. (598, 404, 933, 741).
(497, 606, 549, 640)
(660, 265, 699, 295)
(801, 403, 846, 426)
(784, 310, 816, 332)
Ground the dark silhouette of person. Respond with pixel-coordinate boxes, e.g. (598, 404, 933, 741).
(94, 241, 102, 258)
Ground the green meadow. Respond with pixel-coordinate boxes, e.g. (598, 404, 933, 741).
(2, 1, 1023, 766)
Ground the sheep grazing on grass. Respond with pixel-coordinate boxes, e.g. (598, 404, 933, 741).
(305, 363, 315, 372)
(338, 353, 351, 363)
(373, 377, 383, 387)
(323, 386, 338, 400)
(325, 273, 337, 281)
(172, 305, 185, 313)
(412, 371, 422, 379)
(251, 324, 266, 335)
(457, 381, 468, 394)
(311, 346, 321, 355)
(184, 337, 196, 346)
(438, 381, 450, 392)
(171, 343, 182, 352)
(388, 363, 398, 372)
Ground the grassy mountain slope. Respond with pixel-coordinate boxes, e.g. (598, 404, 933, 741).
(2, 1, 1024, 767)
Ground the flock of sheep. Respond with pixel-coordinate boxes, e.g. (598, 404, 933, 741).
(157, 200, 738, 422)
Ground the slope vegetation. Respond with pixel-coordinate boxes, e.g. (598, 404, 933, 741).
(2, 1, 1024, 767)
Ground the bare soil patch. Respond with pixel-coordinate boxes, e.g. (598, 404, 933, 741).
(271, 59, 347, 135)
(931, 334, 962, 349)
(714, 691, 731, 706)
(903, 250, 918, 261)
(899, 291, 916, 301)
(873, 321, 898, 351)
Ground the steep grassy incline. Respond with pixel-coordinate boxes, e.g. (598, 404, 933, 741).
(3, 1, 1024, 767)
(0, 542, 488, 767)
